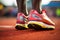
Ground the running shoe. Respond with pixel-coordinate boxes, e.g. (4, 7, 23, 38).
(15, 13, 28, 30)
(28, 10, 55, 30)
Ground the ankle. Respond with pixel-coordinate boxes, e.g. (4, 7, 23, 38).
(18, 11, 27, 16)
(32, 9, 41, 14)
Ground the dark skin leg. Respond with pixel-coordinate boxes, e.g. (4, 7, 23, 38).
(16, 0, 27, 16)
(32, 0, 42, 13)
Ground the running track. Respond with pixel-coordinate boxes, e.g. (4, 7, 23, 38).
(0, 17, 60, 40)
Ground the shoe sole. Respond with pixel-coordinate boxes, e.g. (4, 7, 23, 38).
(28, 21, 55, 30)
(15, 24, 28, 30)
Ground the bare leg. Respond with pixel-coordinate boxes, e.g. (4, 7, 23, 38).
(16, 0, 27, 16)
(32, 0, 42, 13)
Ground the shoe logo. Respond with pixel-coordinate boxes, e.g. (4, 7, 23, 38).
(19, 16, 25, 21)
(32, 14, 42, 20)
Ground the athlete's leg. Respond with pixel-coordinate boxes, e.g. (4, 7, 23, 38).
(32, 0, 42, 13)
(16, 0, 27, 16)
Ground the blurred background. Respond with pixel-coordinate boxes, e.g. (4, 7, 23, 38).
(0, 0, 17, 17)
(0, 0, 60, 17)
(0, 0, 60, 26)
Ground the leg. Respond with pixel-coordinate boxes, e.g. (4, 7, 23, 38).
(16, 0, 27, 16)
(32, 0, 42, 13)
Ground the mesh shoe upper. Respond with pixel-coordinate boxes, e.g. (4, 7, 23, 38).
(17, 13, 26, 24)
(28, 10, 55, 25)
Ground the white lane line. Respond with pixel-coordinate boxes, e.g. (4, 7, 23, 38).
(0, 26, 15, 28)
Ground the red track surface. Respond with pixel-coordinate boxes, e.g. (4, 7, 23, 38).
(0, 17, 60, 40)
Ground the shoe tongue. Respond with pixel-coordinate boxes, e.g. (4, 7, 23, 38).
(18, 13, 26, 18)
(42, 10, 46, 14)
(30, 10, 38, 14)
(34, 10, 38, 13)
